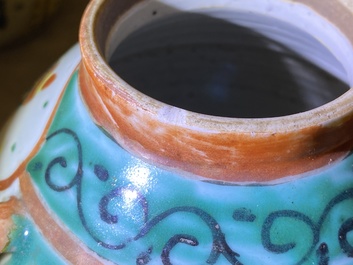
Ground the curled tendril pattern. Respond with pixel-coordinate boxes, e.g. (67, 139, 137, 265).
(44, 129, 242, 264)
(262, 188, 353, 265)
(42, 128, 353, 265)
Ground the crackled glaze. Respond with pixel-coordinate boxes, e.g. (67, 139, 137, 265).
(1, 0, 353, 264)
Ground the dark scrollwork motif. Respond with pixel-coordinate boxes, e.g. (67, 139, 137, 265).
(261, 188, 353, 265)
(136, 246, 153, 265)
(339, 218, 353, 257)
(135, 206, 241, 264)
(99, 186, 148, 225)
(43, 128, 353, 264)
(316, 243, 329, 265)
(262, 210, 318, 254)
(43, 128, 242, 264)
(161, 234, 199, 265)
(45, 129, 82, 192)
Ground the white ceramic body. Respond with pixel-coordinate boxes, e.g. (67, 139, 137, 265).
(1, 0, 353, 264)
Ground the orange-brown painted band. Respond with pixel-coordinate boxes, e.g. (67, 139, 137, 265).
(1, 65, 80, 191)
(78, 62, 353, 182)
(20, 171, 114, 265)
(78, 0, 353, 182)
(0, 112, 51, 191)
(0, 197, 22, 219)
(0, 197, 23, 252)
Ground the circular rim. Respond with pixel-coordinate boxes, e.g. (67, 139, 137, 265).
(78, 0, 353, 182)
(81, 0, 353, 133)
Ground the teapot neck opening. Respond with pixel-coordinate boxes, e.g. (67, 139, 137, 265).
(79, 0, 353, 183)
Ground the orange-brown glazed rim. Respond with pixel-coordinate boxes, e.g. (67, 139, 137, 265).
(78, 0, 353, 182)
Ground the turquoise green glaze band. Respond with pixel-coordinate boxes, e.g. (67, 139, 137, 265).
(5, 71, 353, 264)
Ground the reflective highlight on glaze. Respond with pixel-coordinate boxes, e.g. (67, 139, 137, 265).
(2, 0, 353, 264)
(3, 215, 66, 264)
(4, 72, 351, 264)
(79, 0, 353, 182)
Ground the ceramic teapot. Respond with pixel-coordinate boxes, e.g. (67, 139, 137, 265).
(1, 0, 353, 264)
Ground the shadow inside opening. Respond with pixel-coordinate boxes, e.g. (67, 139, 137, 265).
(109, 11, 349, 118)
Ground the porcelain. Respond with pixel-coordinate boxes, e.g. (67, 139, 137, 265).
(1, 0, 353, 264)
(0, 0, 60, 47)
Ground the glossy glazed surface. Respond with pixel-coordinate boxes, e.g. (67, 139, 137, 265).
(80, 0, 353, 182)
(1, 47, 353, 264)
(1, 0, 353, 264)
